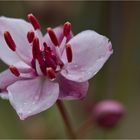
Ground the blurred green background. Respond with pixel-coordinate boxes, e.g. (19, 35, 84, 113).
(0, 1, 140, 139)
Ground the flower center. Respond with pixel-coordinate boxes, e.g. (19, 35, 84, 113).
(4, 13, 73, 80)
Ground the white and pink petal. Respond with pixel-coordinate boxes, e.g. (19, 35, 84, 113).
(0, 63, 35, 100)
(7, 77, 59, 120)
(58, 75, 89, 100)
(61, 30, 113, 82)
(0, 16, 33, 65)
(0, 69, 21, 100)
(0, 69, 21, 90)
(13, 61, 36, 78)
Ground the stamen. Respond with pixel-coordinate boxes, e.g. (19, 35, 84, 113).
(55, 47, 61, 60)
(63, 21, 71, 37)
(51, 53, 57, 63)
(59, 36, 67, 55)
(31, 59, 36, 69)
(66, 44, 73, 63)
(35, 59, 43, 76)
(32, 39, 46, 75)
(57, 60, 64, 69)
(43, 42, 51, 52)
(4, 31, 16, 51)
(32, 37, 40, 59)
(46, 67, 56, 80)
(43, 42, 48, 48)
(47, 27, 59, 46)
(27, 31, 35, 43)
(45, 52, 57, 70)
(9, 65, 20, 77)
(27, 13, 41, 30)
(38, 56, 46, 75)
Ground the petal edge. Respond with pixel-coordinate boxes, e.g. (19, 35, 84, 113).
(61, 30, 113, 82)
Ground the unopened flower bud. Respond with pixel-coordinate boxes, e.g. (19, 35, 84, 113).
(93, 100, 125, 128)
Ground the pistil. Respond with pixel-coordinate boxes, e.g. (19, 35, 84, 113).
(43, 42, 51, 52)
(46, 67, 56, 80)
(45, 51, 57, 70)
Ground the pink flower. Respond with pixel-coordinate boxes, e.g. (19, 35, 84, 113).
(0, 14, 113, 120)
(93, 100, 125, 128)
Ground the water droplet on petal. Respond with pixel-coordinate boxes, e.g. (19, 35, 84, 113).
(23, 102, 27, 105)
(73, 64, 78, 68)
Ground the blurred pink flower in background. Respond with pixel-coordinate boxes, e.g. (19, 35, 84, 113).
(0, 14, 113, 120)
(93, 100, 125, 128)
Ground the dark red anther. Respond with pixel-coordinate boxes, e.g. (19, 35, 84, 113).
(32, 37, 40, 59)
(46, 67, 56, 80)
(66, 44, 73, 63)
(27, 13, 41, 30)
(9, 65, 20, 77)
(47, 27, 59, 46)
(4, 31, 16, 51)
(63, 21, 71, 37)
(27, 31, 35, 43)
(43, 42, 51, 52)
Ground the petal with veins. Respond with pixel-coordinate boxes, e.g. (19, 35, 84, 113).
(0, 16, 33, 65)
(58, 74, 89, 100)
(61, 30, 113, 82)
(7, 77, 59, 120)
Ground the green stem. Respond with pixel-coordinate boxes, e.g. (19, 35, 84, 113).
(56, 100, 76, 139)
(76, 116, 94, 138)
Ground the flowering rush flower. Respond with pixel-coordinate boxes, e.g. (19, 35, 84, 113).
(0, 14, 113, 120)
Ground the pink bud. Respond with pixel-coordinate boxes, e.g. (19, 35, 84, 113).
(93, 100, 125, 128)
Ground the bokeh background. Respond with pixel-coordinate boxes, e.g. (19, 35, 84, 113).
(0, 1, 140, 139)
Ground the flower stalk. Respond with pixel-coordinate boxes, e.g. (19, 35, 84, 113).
(76, 116, 94, 138)
(56, 100, 76, 139)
